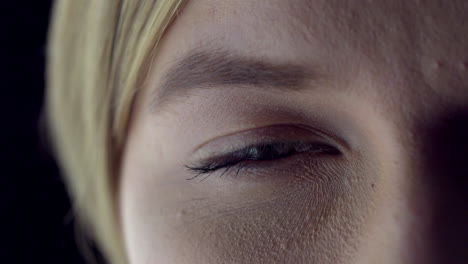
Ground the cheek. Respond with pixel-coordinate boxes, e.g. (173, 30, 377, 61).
(119, 146, 376, 264)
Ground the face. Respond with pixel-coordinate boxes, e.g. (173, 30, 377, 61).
(118, 0, 468, 263)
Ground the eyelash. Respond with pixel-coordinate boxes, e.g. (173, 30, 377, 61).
(185, 142, 339, 181)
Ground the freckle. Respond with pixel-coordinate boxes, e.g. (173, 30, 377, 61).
(371, 183, 375, 188)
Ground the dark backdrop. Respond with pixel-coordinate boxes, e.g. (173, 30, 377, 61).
(6, 1, 86, 263)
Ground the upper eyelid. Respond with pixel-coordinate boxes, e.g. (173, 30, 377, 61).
(191, 141, 309, 167)
(189, 123, 345, 159)
(188, 141, 338, 172)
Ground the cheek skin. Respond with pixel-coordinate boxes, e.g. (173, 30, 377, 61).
(120, 134, 377, 264)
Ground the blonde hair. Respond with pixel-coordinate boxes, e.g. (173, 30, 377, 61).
(46, 1, 186, 263)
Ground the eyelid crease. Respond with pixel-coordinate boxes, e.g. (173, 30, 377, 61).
(189, 123, 348, 158)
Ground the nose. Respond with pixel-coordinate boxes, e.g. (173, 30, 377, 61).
(375, 108, 468, 264)
(421, 110, 468, 264)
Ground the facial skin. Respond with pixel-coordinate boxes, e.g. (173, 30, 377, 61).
(119, 0, 468, 263)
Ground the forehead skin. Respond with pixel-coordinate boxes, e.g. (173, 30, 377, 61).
(150, 0, 468, 152)
(161, 0, 468, 102)
(146, 0, 468, 140)
(119, 1, 468, 264)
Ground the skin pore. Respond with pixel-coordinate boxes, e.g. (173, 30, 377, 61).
(119, 0, 468, 263)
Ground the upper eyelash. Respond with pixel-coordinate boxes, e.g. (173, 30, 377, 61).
(185, 142, 337, 181)
(185, 149, 251, 181)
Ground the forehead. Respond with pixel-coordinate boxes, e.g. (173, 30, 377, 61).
(156, 0, 468, 105)
(180, 0, 468, 55)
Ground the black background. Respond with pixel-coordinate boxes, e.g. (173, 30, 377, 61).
(6, 1, 86, 263)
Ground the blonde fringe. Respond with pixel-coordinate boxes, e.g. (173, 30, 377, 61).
(46, 1, 186, 263)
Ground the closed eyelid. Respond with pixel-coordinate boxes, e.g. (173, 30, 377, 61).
(185, 141, 339, 180)
(188, 124, 341, 160)
(184, 123, 345, 181)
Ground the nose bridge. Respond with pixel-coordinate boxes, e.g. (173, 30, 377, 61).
(418, 110, 468, 264)
(380, 106, 468, 264)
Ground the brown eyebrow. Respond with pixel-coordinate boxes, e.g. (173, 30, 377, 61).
(152, 45, 318, 110)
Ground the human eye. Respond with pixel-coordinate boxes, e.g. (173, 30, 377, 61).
(184, 124, 343, 182)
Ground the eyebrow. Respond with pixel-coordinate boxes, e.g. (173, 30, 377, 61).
(152, 45, 318, 110)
